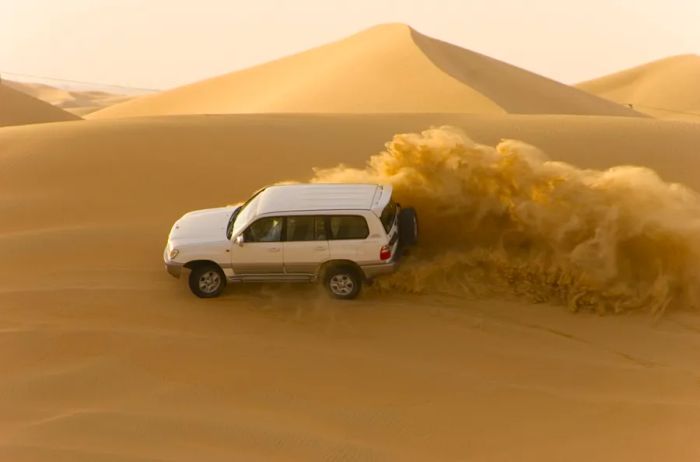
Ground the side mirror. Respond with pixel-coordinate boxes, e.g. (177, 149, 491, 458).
(234, 234, 245, 247)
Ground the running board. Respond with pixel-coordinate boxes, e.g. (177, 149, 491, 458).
(229, 275, 314, 283)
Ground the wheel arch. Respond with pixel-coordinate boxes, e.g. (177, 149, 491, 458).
(318, 259, 365, 281)
(184, 259, 224, 272)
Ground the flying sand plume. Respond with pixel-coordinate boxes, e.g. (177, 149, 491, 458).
(313, 127, 700, 314)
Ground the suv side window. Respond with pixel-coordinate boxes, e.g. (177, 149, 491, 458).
(286, 216, 327, 241)
(329, 216, 369, 240)
(243, 217, 283, 242)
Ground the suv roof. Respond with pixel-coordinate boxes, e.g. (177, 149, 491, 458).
(254, 183, 392, 216)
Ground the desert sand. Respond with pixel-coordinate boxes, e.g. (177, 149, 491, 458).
(2, 113, 700, 461)
(0, 82, 80, 127)
(5, 80, 133, 116)
(578, 54, 700, 122)
(89, 24, 640, 119)
(1, 23, 700, 462)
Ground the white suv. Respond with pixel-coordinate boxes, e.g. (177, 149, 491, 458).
(164, 183, 418, 299)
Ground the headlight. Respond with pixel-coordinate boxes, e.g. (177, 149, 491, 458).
(169, 249, 180, 259)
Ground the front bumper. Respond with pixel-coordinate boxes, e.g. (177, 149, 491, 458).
(165, 261, 184, 278)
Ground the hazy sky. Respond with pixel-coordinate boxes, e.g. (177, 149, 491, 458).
(1, 0, 698, 91)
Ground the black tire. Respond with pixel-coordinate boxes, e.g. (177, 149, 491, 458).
(188, 263, 226, 298)
(324, 266, 362, 300)
(398, 207, 418, 247)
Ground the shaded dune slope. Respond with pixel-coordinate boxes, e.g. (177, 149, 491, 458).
(5, 80, 134, 116)
(410, 30, 640, 116)
(0, 83, 81, 127)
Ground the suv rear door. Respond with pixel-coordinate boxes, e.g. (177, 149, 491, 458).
(327, 214, 372, 261)
(283, 215, 329, 277)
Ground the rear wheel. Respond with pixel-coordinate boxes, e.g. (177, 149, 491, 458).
(324, 266, 362, 300)
(189, 263, 226, 298)
(398, 207, 418, 247)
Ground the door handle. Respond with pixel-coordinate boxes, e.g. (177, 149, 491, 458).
(268, 247, 281, 252)
(314, 246, 326, 251)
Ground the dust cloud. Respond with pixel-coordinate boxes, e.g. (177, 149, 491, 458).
(313, 127, 700, 314)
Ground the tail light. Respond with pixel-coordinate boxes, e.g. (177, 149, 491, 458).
(380, 244, 392, 261)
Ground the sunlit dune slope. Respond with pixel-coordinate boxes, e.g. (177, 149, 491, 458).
(89, 24, 641, 118)
(0, 82, 81, 126)
(577, 55, 700, 122)
(5, 80, 133, 116)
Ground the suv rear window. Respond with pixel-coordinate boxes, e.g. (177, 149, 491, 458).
(329, 216, 369, 240)
(380, 200, 397, 233)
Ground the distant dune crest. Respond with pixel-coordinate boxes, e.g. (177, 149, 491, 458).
(5, 80, 134, 116)
(89, 24, 641, 119)
(577, 54, 700, 121)
(0, 83, 81, 127)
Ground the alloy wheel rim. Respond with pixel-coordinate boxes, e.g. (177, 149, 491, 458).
(329, 274, 354, 296)
(199, 271, 221, 293)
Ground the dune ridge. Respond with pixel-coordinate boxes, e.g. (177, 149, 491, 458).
(0, 83, 81, 127)
(577, 54, 700, 122)
(5, 80, 134, 116)
(89, 24, 641, 119)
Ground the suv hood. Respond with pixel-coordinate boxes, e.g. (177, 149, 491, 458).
(169, 206, 238, 242)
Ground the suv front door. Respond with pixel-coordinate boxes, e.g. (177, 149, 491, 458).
(283, 215, 329, 278)
(231, 216, 284, 279)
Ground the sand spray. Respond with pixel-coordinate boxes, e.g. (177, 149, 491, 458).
(311, 126, 700, 314)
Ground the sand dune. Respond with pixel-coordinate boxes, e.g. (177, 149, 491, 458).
(2, 113, 700, 460)
(89, 24, 641, 119)
(0, 82, 81, 127)
(5, 80, 133, 116)
(578, 55, 700, 122)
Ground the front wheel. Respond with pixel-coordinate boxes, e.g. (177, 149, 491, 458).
(324, 266, 362, 300)
(189, 264, 226, 298)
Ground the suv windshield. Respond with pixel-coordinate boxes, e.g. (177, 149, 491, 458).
(226, 188, 265, 239)
(380, 200, 398, 233)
